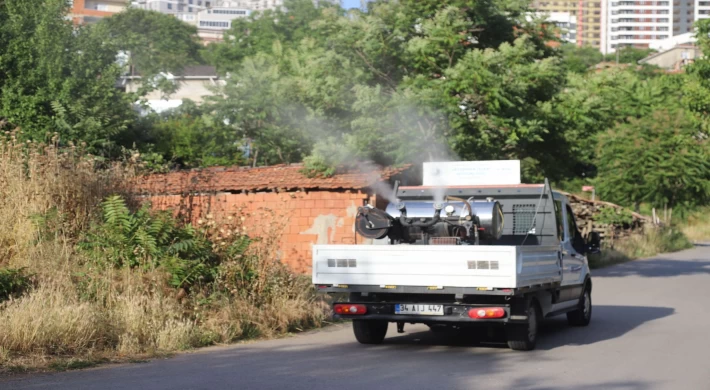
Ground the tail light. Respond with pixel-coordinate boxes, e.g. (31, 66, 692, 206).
(334, 304, 367, 315)
(468, 307, 506, 319)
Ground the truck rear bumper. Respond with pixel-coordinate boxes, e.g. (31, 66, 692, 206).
(335, 302, 524, 324)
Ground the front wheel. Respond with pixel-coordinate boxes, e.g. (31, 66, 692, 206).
(506, 301, 539, 351)
(353, 320, 388, 345)
(567, 287, 592, 326)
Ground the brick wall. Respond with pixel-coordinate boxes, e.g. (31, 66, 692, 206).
(142, 190, 373, 273)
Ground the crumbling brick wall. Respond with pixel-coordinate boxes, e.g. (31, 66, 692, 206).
(141, 190, 372, 273)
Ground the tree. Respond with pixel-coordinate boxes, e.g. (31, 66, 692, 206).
(683, 19, 710, 136)
(603, 46, 655, 64)
(0, 0, 134, 151)
(541, 67, 685, 179)
(203, 0, 342, 74)
(596, 109, 710, 211)
(145, 102, 247, 169)
(558, 44, 603, 73)
(97, 8, 203, 95)
(207, 49, 315, 166)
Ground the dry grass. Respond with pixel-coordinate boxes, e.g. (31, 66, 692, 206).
(681, 208, 710, 243)
(589, 226, 693, 268)
(0, 130, 328, 373)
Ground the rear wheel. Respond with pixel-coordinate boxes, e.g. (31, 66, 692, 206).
(567, 287, 592, 326)
(506, 300, 540, 351)
(353, 320, 388, 344)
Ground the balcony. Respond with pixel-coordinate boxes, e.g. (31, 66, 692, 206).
(611, 1, 671, 6)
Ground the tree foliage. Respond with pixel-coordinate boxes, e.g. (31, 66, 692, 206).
(0, 0, 133, 150)
(558, 44, 603, 73)
(144, 102, 247, 169)
(596, 109, 710, 210)
(603, 46, 656, 64)
(206, 0, 563, 179)
(1, 0, 708, 213)
(97, 8, 203, 94)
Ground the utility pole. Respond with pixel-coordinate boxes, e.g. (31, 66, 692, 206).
(616, 47, 619, 65)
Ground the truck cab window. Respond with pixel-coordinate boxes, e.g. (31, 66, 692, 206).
(554, 200, 564, 242)
(566, 205, 584, 253)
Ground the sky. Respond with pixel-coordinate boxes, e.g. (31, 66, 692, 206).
(341, 0, 361, 9)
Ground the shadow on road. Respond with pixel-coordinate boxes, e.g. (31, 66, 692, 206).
(0, 305, 671, 390)
(594, 246, 710, 278)
(536, 305, 674, 350)
(508, 377, 649, 390)
(595, 258, 710, 278)
(383, 305, 674, 352)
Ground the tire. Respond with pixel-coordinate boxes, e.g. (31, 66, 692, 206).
(567, 286, 592, 326)
(506, 300, 540, 351)
(353, 320, 388, 344)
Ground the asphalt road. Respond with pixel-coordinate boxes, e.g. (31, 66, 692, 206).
(3, 245, 710, 390)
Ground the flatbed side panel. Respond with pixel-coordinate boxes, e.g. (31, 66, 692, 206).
(313, 245, 518, 289)
(517, 246, 563, 288)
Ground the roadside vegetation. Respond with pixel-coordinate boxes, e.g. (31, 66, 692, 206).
(680, 208, 710, 243)
(589, 227, 694, 269)
(0, 133, 329, 372)
(1, 0, 710, 371)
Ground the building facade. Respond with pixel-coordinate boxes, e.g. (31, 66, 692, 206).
(697, 0, 710, 20)
(604, 1, 707, 54)
(120, 65, 224, 113)
(578, 1, 605, 49)
(639, 44, 703, 69)
(135, 0, 337, 42)
(70, 0, 128, 23)
(540, 11, 579, 44)
(532, 1, 606, 50)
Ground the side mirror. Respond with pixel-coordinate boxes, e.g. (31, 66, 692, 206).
(587, 232, 601, 255)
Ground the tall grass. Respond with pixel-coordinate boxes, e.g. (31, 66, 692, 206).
(588, 226, 693, 268)
(0, 130, 328, 371)
(681, 207, 710, 243)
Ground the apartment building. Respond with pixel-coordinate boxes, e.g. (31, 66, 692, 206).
(697, 0, 710, 19)
(578, 1, 606, 49)
(532, 1, 606, 50)
(194, 6, 251, 42)
(539, 11, 578, 43)
(138, 0, 216, 14)
(605, 1, 697, 54)
(219, 0, 284, 11)
(70, 0, 128, 23)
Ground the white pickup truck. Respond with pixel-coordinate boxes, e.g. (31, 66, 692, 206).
(313, 163, 600, 351)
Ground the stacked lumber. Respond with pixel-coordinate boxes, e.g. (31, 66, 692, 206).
(560, 191, 656, 240)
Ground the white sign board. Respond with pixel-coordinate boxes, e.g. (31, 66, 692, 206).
(422, 161, 521, 186)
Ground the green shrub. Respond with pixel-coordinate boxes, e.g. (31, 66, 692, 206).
(0, 268, 32, 302)
(595, 207, 634, 227)
(78, 196, 252, 289)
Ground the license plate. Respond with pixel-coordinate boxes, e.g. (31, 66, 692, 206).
(395, 304, 444, 316)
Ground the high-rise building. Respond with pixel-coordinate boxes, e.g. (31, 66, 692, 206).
(577, 1, 605, 49)
(604, 1, 700, 54)
(69, 0, 129, 24)
(696, 0, 710, 20)
(532, 1, 606, 50)
(532, 1, 579, 15)
(538, 11, 579, 44)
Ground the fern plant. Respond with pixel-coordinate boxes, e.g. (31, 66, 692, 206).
(79, 195, 253, 290)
